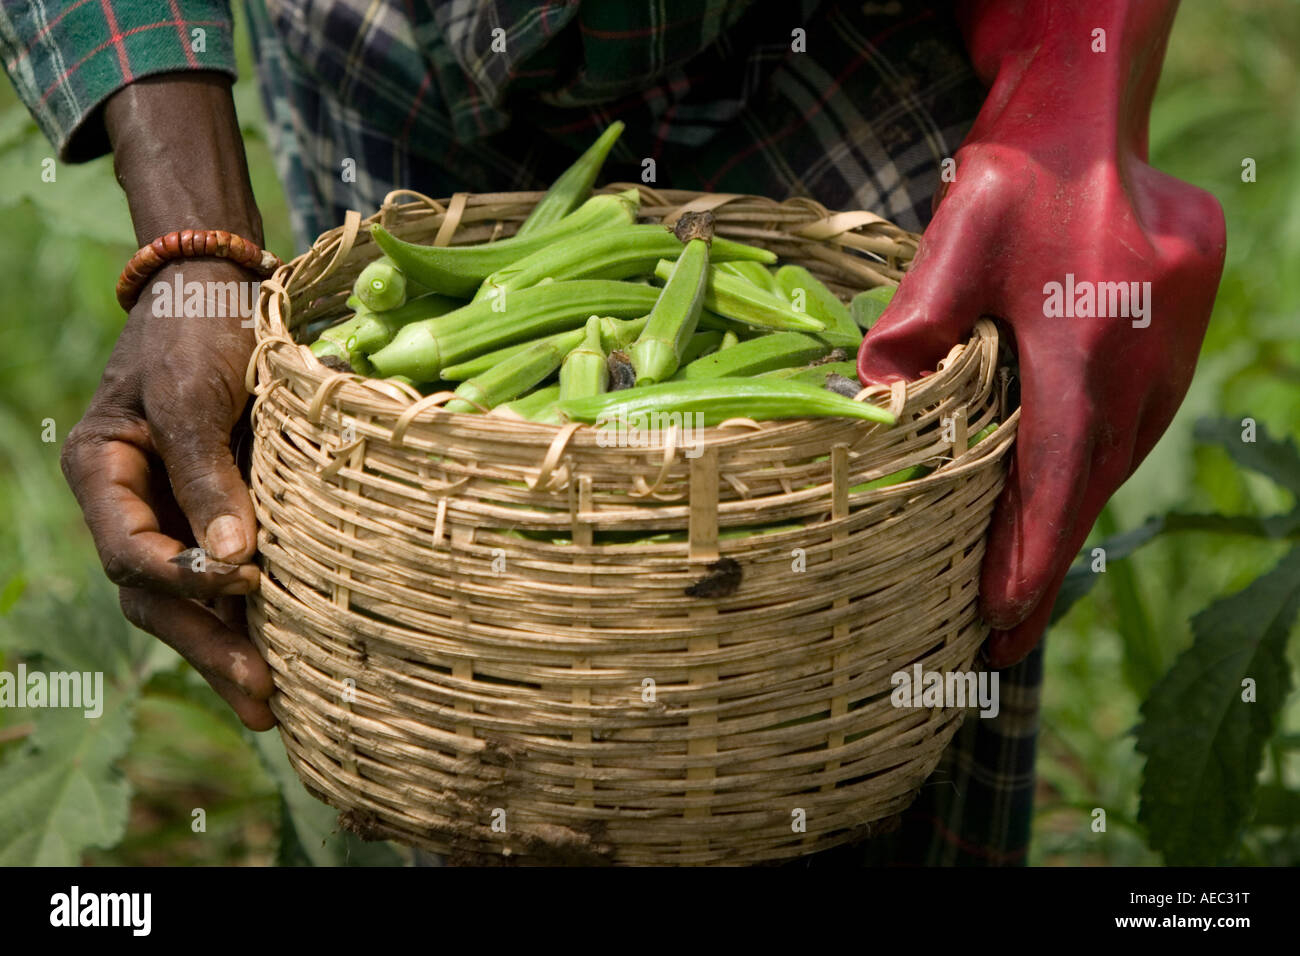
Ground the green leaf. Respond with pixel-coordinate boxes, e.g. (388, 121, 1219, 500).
(1049, 508, 1300, 627)
(0, 691, 134, 864)
(249, 731, 403, 867)
(1136, 546, 1300, 864)
(1095, 506, 1162, 698)
(0, 560, 152, 682)
(0, 564, 150, 864)
(1193, 417, 1300, 498)
(1050, 517, 1166, 624)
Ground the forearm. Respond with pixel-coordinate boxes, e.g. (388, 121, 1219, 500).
(956, 0, 1180, 162)
(105, 73, 263, 247)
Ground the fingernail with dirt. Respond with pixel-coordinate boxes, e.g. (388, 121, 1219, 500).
(206, 515, 247, 563)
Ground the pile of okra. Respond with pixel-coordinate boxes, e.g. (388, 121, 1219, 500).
(308, 122, 911, 429)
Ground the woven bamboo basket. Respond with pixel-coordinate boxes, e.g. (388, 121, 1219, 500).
(245, 184, 1020, 866)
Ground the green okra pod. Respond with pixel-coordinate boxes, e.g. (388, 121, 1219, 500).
(673, 331, 832, 380)
(368, 280, 661, 381)
(651, 259, 825, 333)
(677, 330, 726, 366)
(850, 285, 897, 330)
(719, 330, 740, 350)
(444, 334, 575, 413)
(516, 123, 625, 237)
(310, 292, 464, 371)
(354, 257, 408, 311)
(628, 212, 714, 384)
(370, 189, 639, 297)
(850, 465, 929, 492)
(441, 327, 585, 381)
(557, 378, 895, 427)
(849, 421, 1001, 491)
(351, 256, 435, 311)
(474, 224, 775, 302)
(774, 264, 862, 349)
(695, 310, 752, 338)
(596, 315, 649, 353)
(492, 383, 563, 422)
(440, 316, 648, 381)
(717, 260, 780, 295)
(759, 359, 860, 385)
(559, 316, 610, 402)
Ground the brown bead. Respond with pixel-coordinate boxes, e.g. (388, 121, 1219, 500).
(116, 229, 282, 313)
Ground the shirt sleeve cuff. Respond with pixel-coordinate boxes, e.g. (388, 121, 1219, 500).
(1, 0, 237, 162)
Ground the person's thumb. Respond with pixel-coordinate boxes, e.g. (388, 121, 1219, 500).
(155, 418, 257, 565)
(857, 210, 988, 385)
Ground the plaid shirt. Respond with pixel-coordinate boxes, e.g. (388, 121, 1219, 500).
(1, 0, 1041, 866)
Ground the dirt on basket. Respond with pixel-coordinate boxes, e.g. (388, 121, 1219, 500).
(685, 557, 743, 598)
(446, 820, 614, 867)
(338, 808, 388, 842)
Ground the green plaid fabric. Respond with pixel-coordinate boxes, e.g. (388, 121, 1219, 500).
(249, 0, 988, 249)
(0, 0, 238, 161)
(2, 0, 1043, 866)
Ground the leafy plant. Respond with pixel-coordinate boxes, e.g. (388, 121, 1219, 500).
(1049, 417, 1300, 864)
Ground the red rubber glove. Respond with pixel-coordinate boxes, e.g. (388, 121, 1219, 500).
(857, 0, 1226, 667)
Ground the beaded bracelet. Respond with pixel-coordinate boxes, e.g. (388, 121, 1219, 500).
(115, 229, 283, 312)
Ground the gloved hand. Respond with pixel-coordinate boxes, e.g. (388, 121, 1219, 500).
(857, 0, 1226, 666)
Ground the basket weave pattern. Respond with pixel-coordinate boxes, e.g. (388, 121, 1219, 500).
(245, 185, 1019, 865)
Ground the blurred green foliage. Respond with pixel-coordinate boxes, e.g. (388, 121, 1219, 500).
(0, 0, 1296, 865)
